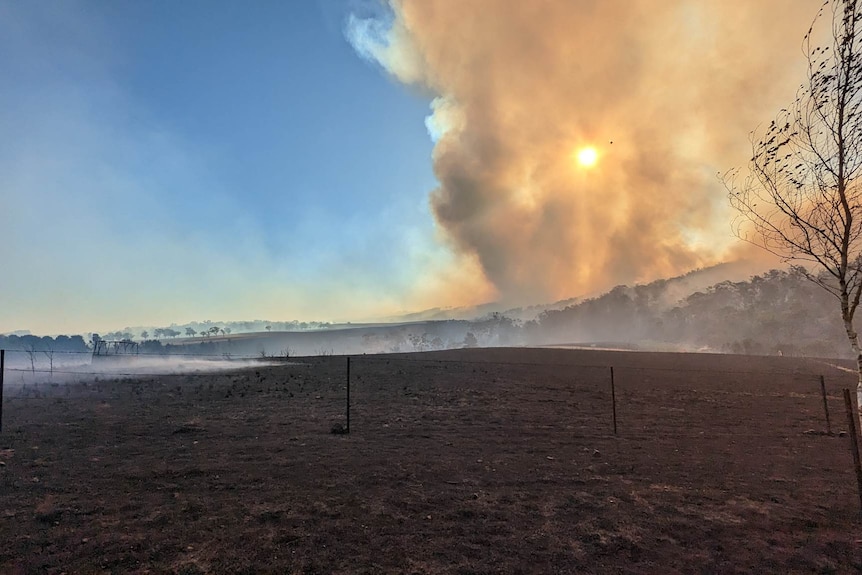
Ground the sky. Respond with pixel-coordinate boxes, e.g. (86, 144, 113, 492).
(0, 0, 826, 335)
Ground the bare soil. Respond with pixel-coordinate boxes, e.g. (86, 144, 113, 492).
(2, 348, 862, 574)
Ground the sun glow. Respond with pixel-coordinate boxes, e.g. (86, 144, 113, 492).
(575, 146, 599, 167)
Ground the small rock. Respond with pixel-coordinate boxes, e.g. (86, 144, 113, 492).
(330, 423, 348, 435)
(546, 456, 555, 460)
(803, 429, 819, 435)
(839, 431, 849, 437)
(592, 449, 602, 458)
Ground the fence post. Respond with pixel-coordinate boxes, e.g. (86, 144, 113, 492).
(820, 375, 832, 436)
(0, 349, 4, 433)
(842, 388, 862, 515)
(346, 356, 350, 434)
(610, 366, 617, 436)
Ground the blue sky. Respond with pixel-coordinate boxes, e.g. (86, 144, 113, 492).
(0, 0, 466, 334)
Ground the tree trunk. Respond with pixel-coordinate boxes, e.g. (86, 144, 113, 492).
(842, 315, 862, 431)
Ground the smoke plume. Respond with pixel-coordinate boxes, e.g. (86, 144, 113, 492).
(349, 0, 818, 305)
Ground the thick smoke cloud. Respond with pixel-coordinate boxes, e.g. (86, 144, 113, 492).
(349, 0, 817, 305)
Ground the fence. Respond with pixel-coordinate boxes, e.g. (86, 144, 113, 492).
(0, 350, 851, 435)
(0, 350, 852, 450)
(1, 347, 860, 509)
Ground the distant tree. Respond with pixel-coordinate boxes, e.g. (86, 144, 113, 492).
(463, 332, 478, 348)
(140, 339, 165, 354)
(265, 325, 272, 332)
(723, 0, 862, 426)
(408, 333, 428, 352)
(68, 335, 87, 351)
(41, 347, 54, 376)
(140, 330, 149, 340)
(185, 327, 196, 337)
(24, 344, 37, 374)
(51, 334, 85, 353)
(469, 313, 522, 345)
(105, 331, 133, 341)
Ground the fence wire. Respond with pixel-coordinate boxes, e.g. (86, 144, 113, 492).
(0, 350, 853, 448)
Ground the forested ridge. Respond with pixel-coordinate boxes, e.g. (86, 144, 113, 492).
(528, 269, 845, 357)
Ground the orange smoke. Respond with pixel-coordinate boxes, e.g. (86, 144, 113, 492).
(350, 0, 817, 305)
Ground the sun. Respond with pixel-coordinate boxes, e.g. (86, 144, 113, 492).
(575, 146, 599, 168)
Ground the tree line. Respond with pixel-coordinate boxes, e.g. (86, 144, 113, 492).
(526, 268, 845, 357)
(1, 269, 851, 359)
(0, 334, 88, 353)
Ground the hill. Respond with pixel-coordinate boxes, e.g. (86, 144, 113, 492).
(528, 268, 844, 357)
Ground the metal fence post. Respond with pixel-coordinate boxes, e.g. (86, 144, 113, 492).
(0, 349, 5, 433)
(843, 388, 862, 515)
(346, 356, 351, 434)
(820, 375, 832, 435)
(610, 366, 617, 435)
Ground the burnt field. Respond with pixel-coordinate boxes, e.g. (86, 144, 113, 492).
(1, 348, 862, 574)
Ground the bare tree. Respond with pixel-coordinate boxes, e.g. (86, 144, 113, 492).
(723, 0, 862, 425)
(42, 347, 55, 378)
(25, 344, 37, 375)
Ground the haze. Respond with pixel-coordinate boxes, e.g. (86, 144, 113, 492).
(1, 1, 818, 334)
